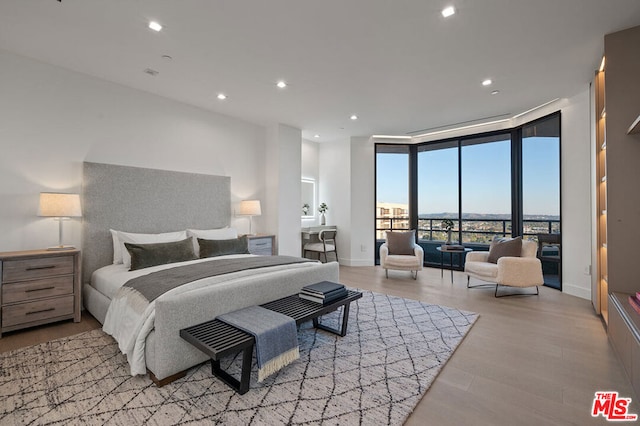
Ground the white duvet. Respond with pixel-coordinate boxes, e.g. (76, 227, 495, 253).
(98, 254, 318, 376)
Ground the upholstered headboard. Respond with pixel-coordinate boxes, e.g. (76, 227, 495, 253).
(81, 162, 231, 283)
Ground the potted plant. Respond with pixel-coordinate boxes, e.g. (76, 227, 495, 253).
(441, 219, 454, 244)
(318, 202, 328, 225)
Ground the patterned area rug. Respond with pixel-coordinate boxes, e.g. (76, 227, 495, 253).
(0, 291, 477, 425)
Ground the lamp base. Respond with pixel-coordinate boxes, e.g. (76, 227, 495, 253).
(47, 245, 76, 251)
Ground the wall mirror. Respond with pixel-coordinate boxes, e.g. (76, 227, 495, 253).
(301, 178, 315, 218)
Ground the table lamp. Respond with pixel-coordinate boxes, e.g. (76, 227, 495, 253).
(38, 192, 82, 250)
(238, 200, 261, 235)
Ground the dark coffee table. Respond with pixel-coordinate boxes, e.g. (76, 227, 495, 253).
(180, 288, 362, 394)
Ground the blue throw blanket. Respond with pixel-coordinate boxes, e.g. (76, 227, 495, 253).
(218, 306, 299, 382)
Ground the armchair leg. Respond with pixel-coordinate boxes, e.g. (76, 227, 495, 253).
(412, 270, 417, 280)
(495, 284, 540, 298)
(467, 276, 495, 289)
(385, 269, 388, 279)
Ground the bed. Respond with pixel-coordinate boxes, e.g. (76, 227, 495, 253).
(81, 162, 339, 385)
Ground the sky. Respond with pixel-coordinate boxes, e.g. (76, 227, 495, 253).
(376, 136, 560, 216)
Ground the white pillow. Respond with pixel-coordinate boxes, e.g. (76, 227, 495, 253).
(115, 230, 188, 268)
(187, 227, 238, 256)
(110, 229, 121, 264)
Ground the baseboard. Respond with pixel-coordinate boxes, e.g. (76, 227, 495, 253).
(562, 283, 591, 300)
(338, 257, 375, 267)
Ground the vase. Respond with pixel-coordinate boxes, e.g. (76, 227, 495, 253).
(446, 229, 452, 244)
(320, 213, 326, 225)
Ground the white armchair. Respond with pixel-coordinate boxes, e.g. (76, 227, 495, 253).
(464, 239, 543, 297)
(380, 243, 424, 280)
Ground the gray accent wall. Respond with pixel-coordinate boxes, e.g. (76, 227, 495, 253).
(81, 162, 230, 283)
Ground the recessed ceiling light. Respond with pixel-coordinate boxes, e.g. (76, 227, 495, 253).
(482, 79, 492, 86)
(350, 115, 358, 120)
(276, 81, 287, 89)
(441, 6, 456, 18)
(143, 68, 159, 76)
(491, 90, 500, 95)
(148, 21, 162, 32)
(217, 93, 227, 100)
(161, 55, 172, 61)
(314, 134, 320, 138)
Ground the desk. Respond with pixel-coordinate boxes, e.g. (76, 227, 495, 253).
(436, 246, 472, 283)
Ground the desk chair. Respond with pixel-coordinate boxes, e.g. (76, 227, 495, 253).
(303, 229, 338, 263)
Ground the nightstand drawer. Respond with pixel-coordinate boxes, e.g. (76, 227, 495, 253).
(2, 256, 74, 282)
(2, 295, 74, 328)
(248, 237, 273, 255)
(2, 276, 74, 304)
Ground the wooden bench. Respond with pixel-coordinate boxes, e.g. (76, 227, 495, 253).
(180, 289, 362, 394)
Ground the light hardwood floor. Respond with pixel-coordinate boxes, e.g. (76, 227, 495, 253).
(0, 265, 637, 425)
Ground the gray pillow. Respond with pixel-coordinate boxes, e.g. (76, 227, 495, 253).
(124, 237, 197, 271)
(198, 236, 250, 258)
(386, 230, 416, 255)
(487, 236, 522, 264)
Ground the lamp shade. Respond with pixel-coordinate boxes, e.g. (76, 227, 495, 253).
(38, 193, 82, 217)
(239, 200, 261, 216)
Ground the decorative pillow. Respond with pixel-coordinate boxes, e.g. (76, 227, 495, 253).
(187, 227, 238, 256)
(487, 236, 522, 264)
(198, 236, 250, 258)
(386, 230, 416, 255)
(124, 237, 197, 271)
(117, 230, 188, 268)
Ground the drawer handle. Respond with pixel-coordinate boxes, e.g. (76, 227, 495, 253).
(25, 286, 56, 293)
(255, 242, 267, 246)
(26, 265, 56, 271)
(26, 308, 55, 315)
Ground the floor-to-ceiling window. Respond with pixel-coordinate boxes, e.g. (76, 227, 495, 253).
(375, 112, 562, 289)
(522, 114, 561, 288)
(417, 141, 459, 265)
(375, 145, 410, 264)
(461, 134, 512, 243)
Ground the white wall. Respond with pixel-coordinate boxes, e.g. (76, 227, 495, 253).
(349, 137, 375, 266)
(560, 90, 593, 300)
(265, 123, 302, 256)
(0, 50, 266, 251)
(301, 139, 320, 227)
(317, 137, 375, 266)
(319, 140, 351, 263)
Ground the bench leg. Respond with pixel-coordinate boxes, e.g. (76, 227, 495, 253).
(211, 342, 254, 394)
(312, 303, 351, 337)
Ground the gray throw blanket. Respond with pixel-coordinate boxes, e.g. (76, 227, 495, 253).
(218, 306, 299, 382)
(123, 256, 314, 303)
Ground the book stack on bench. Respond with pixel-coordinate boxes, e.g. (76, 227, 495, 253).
(299, 281, 347, 305)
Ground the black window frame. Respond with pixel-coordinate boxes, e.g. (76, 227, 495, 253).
(374, 111, 561, 288)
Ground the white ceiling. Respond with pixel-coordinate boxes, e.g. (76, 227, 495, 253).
(2, 0, 640, 142)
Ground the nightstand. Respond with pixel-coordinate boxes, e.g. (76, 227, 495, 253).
(247, 235, 275, 255)
(0, 249, 81, 337)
